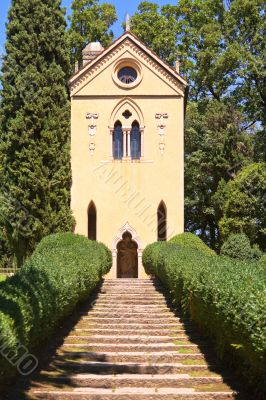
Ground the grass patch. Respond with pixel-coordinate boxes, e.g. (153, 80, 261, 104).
(181, 358, 207, 365)
(195, 383, 232, 392)
(176, 347, 199, 354)
(174, 339, 188, 345)
(189, 370, 220, 377)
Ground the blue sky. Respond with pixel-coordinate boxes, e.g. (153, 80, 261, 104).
(0, 0, 177, 53)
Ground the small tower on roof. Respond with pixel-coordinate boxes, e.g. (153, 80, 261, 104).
(82, 42, 104, 66)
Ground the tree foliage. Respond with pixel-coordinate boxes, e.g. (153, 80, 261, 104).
(68, 0, 117, 68)
(0, 0, 73, 266)
(185, 100, 254, 248)
(218, 163, 266, 250)
(130, 2, 179, 66)
(220, 233, 262, 261)
(131, 0, 265, 249)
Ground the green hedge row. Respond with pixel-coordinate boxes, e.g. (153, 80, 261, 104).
(143, 234, 266, 395)
(169, 232, 216, 256)
(258, 254, 266, 268)
(0, 233, 112, 386)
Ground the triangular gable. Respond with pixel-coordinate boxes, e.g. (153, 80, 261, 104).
(69, 31, 188, 97)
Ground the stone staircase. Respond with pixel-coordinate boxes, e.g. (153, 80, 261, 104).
(17, 279, 242, 399)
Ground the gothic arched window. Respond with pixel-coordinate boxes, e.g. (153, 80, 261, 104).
(157, 201, 167, 241)
(113, 121, 123, 159)
(88, 201, 97, 240)
(131, 121, 141, 160)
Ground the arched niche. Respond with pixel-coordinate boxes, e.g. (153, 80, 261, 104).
(117, 231, 138, 278)
(88, 201, 97, 240)
(112, 222, 143, 279)
(157, 201, 167, 241)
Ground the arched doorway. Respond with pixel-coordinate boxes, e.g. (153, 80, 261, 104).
(117, 232, 138, 278)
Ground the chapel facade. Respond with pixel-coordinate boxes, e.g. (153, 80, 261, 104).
(69, 31, 188, 279)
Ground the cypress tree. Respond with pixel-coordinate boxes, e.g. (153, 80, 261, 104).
(0, 0, 73, 266)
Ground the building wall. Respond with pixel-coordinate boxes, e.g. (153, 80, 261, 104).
(70, 45, 185, 278)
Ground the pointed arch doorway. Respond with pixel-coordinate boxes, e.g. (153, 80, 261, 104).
(117, 232, 138, 278)
(112, 223, 142, 279)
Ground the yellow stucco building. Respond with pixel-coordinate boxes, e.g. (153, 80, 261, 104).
(69, 31, 188, 279)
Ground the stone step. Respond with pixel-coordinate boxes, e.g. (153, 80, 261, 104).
(32, 373, 229, 389)
(90, 302, 172, 308)
(92, 299, 171, 305)
(95, 293, 169, 299)
(80, 312, 177, 319)
(57, 351, 209, 364)
(98, 284, 162, 288)
(13, 278, 241, 400)
(100, 285, 162, 290)
(92, 298, 170, 304)
(71, 328, 189, 336)
(62, 343, 204, 353)
(88, 304, 170, 314)
(80, 314, 180, 320)
(79, 317, 182, 325)
(99, 290, 166, 293)
(100, 288, 165, 292)
(101, 282, 157, 285)
(98, 288, 169, 296)
(90, 304, 173, 310)
(86, 308, 175, 314)
(103, 278, 155, 286)
(76, 322, 187, 330)
(99, 290, 163, 293)
(49, 361, 217, 375)
(30, 387, 236, 400)
(83, 307, 175, 318)
(66, 335, 195, 344)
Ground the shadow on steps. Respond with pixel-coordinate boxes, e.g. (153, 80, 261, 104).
(2, 279, 253, 399)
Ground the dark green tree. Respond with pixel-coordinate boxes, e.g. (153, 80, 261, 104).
(224, 0, 266, 128)
(131, 0, 264, 249)
(68, 0, 117, 69)
(131, 0, 265, 122)
(225, 0, 266, 162)
(185, 100, 254, 249)
(130, 2, 180, 66)
(220, 233, 262, 261)
(218, 163, 266, 250)
(176, 0, 239, 100)
(0, 0, 73, 266)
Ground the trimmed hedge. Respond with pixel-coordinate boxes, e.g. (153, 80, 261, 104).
(143, 237, 266, 395)
(258, 254, 266, 268)
(169, 232, 216, 256)
(0, 233, 112, 386)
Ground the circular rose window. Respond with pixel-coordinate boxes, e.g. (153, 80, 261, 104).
(113, 59, 142, 89)
(118, 67, 138, 84)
